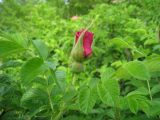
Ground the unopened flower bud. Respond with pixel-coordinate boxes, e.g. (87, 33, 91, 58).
(71, 29, 94, 62)
(70, 61, 84, 73)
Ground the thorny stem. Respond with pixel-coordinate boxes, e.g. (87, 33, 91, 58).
(114, 100, 120, 120)
(54, 103, 65, 120)
(147, 79, 152, 101)
(115, 108, 120, 120)
(49, 69, 68, 120)
(54, 74, 78, 120)
(48, 90, 54, 113)
(156, 25, 160, 42)
(72, 73, 77, 86)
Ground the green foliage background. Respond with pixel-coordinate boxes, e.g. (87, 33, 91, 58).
(0, 0, 160, 120)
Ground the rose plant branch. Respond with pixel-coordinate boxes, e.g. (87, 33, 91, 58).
(70, 20, 94, 88)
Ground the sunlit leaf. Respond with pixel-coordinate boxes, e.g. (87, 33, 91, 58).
(21, 57, 48, 84)
(97, 79, 120, 106)
(78, 86, 96, 113)
(0, 39, 25, 57)
(32, 40, 49, 60)
(123, 61, 150, 80)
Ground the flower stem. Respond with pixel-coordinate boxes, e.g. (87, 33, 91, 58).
(114, 100, 120, 120)
(44, 74, 54, 119)
(54, 103, 65, 120)
(147, 79, 152, 101)
(72, 73, 77, 86)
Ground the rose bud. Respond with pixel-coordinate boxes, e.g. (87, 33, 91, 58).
(71, 16, 79, 21)
(71, 29, 94, 62)
(70, 61, 84, 73)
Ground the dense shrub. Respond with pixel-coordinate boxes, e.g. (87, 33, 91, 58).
(0, 0, 160, 120)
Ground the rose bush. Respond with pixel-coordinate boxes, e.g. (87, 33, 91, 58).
(1, 1, 160, 120)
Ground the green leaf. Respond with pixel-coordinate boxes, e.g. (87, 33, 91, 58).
(97, 79, 120, 106)
(0, 60, 22, 69)
(0, 39, 25, 57)
(110, 38, 145, 56)
(21, 88, 47, 107)
(0, 32, 28, 57)
(97, 83, 114, 106)
(149, 100, 160, 116)
(78, 86, 96, 113)
(110, 38, 131, 49)
(151, 84, 160, 95)
(115, 66, 131, 80)
(21, 88, 40, 103)
(29, 105, 49, 118)
(138, 100, 150, 115)
(126, 115, 155, 120)
(11, 33, 28, 48)
(127, 96, 138, 114)
(89, 78, 100, 89)
(123, 61, 150, 80)
(144, 56, 160, 73)
(125, 91, 150, 114)
(32, 40, 49, 60)
(21, 57, 48, 84)
(45, 61, 57, 70)
(55, 67, 67, 91)
(100, 67, 115, 81)
(63, 86, 77, 102)
(144, 39, 158, 46)
(0, 111, 21, 120)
